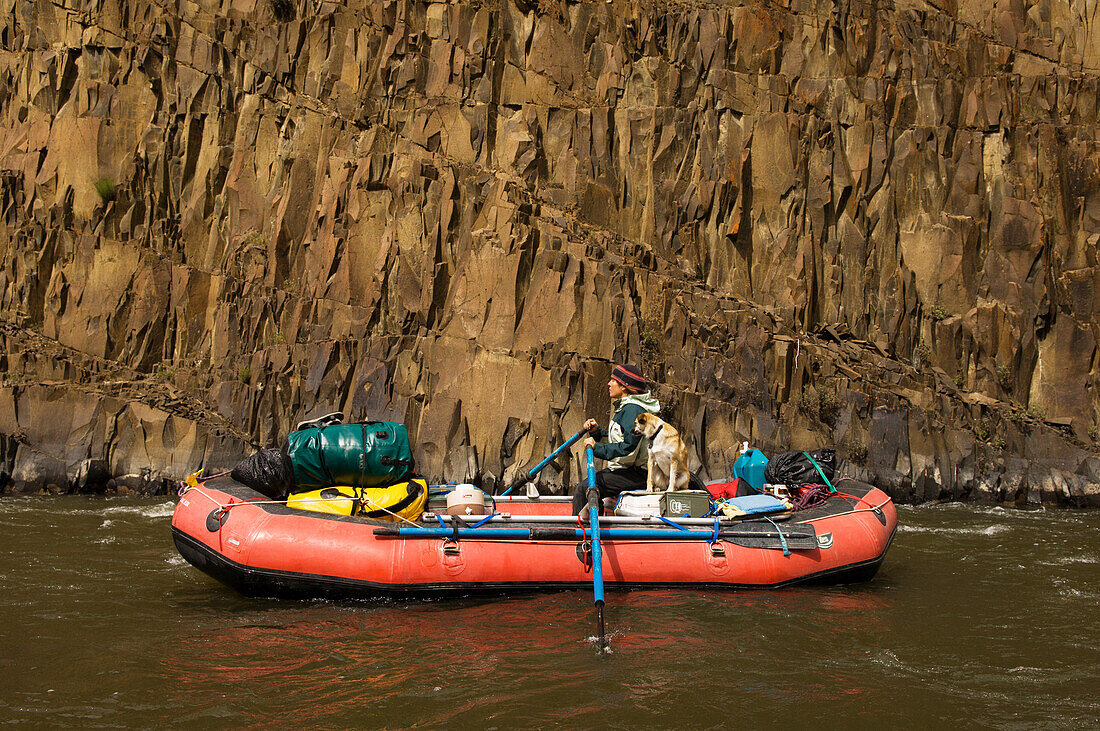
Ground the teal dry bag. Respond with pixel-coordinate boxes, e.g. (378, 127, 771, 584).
(284, 421, 414, 490)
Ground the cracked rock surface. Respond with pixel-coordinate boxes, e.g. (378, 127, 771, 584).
(1, 0, 1098, 505)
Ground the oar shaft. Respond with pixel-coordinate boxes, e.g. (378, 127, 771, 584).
(587, 447, 606, 648)
(500, 427, 590, 496)
(375, 526, 733, 540)
(528, 429, 588, 480)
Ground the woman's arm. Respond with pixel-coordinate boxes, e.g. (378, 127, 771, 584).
(591, 404, 645, 460)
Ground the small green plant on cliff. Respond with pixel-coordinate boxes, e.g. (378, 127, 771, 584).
(915, 342, 931, 363)
(844, 440, 868, 465)
(637, 300, 664, 366)
(996, 364, 1013, 391)
(799, 386, 840, 426)
(1089, 424, 1099, 443)
(797, 387, 815, 417)
(930, 305, 948, 321)
(975, 418, 1007, 449)
(270, 0, 295, 22)
(281, 276, 300, 292)
(819, 388, 840, 426)
(271, 332, 286, 345)
(237, 366, 251, 383)
(93, 177, 116, 203)
(153, 363, 174, 381)
(639, 326, 660, 361)
(953, 372, 965, 389)
(1026, 404, 1046, 421)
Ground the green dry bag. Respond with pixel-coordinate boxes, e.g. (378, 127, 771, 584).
(284, 421, 414, 490)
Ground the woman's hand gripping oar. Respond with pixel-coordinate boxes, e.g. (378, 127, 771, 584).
(500, 425, 594, 497)
(585, 446, 608, 651)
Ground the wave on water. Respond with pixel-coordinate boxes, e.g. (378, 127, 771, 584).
(898, 503, 1052, 519)
(1, 499, 178, 520)
(1039, 553, 1098, 566)
(1057, 587, 1099, 600)
(897, 524, 1011, 536)
(101, 502, 176, 519)
(868, 649, 917, 676)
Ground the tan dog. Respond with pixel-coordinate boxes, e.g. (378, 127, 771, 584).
(632, 412, 690, 492)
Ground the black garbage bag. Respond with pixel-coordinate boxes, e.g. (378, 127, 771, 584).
(764, 449, 836, 485)
(230, 448, 295, 499)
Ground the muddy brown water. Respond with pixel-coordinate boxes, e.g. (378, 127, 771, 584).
(0, 496, 1097, 728)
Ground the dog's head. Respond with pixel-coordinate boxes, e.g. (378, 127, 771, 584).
(632, 412, 663, 438)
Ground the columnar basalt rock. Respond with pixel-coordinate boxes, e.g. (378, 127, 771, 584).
(0, 0, 1098, 504)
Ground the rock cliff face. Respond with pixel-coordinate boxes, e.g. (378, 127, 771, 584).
(1, 0, 1098, 504)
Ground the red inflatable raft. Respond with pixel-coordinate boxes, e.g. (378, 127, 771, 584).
(172, 477, 896, 599)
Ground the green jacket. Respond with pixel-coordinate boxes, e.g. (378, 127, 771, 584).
(591, 392, 661, 470)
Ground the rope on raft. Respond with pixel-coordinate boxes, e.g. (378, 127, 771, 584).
(795, 495, 893, 524)
(178, 483, 424, 527)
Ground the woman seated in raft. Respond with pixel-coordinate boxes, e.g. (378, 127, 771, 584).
(572, 364, 660, 516)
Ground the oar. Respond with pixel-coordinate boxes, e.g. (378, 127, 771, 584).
(372, 525, 816, 546)
(585, 446, 607, 651)
(500, 426, 593, 496)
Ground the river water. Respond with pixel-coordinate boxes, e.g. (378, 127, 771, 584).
(0, 496, 1096, 728)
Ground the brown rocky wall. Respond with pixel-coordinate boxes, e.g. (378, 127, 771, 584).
(1, 0, 1098, 504)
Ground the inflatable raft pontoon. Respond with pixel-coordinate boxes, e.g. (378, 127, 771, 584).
(172, 477, 897, 599)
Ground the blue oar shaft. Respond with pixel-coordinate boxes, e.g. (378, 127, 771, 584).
(586, 447, 606, 648)
(500, 428, 589, 496)
(529, 429, 587, 479)
(377, 526, 722, 540)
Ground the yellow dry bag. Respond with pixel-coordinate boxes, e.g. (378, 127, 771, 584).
(286, 486, 359, 515)
(286, 478, 427, 522)
(357, 479, 428, 522)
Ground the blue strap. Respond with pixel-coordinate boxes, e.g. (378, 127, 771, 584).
(656, 515, 688, 531)
(710, 517, 720, 544)
(471, 513, 498, 529)
(763, 516, 790, 557)
(435, 513, 462, 543)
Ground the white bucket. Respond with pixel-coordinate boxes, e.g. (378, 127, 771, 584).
(446, 484, 487, 516)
